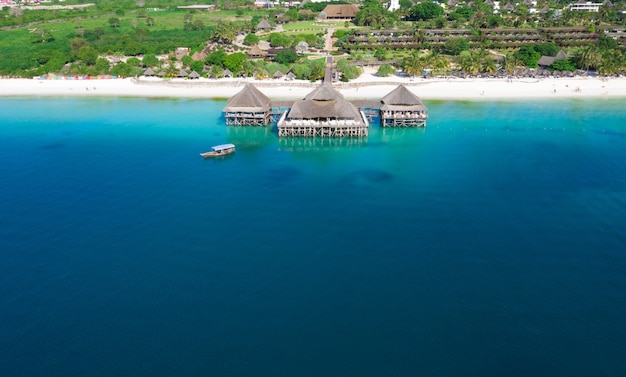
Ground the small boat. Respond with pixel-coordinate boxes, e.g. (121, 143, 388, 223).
(200, 143, 235, 158)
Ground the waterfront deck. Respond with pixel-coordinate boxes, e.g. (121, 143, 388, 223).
(223, 63, 428, 135)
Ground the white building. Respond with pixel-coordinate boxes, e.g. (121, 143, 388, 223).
(566, 2, 602, 12)
(387, 0, 400, 12)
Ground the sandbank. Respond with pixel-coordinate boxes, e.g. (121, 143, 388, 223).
(1, 74, 625, 101)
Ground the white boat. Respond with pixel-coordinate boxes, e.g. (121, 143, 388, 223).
(200, 143, 235, 158)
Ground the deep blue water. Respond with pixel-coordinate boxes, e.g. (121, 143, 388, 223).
(1, 97, 625, 376)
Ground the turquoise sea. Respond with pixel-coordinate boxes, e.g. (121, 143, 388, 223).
(1, 97, 625, 376)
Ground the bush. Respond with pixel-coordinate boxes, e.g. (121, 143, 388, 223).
(243, 33, 260, 46)
(443, 38, 469, 55)
(377, 64, 396, 77)
(274, 49, 298, 65)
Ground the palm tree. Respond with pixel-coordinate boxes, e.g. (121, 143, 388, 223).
(576, 46, 602, 72)
(597, 49, 623, 76)
(403, 50, 426, 77)
(457, 50, 482, 75)
(211, 21, 236, 44)
(424, 50, 450, 75)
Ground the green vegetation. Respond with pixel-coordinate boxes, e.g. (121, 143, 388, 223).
(0, 0, 625, 78)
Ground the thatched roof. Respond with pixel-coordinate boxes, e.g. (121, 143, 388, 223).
(304, 84, 344, 101)
(538, 51, 569, 67)
(192, 51, 207, 61)
(538, 56, 556, 66)
(381, 85, 427, 112)
(286, 72, 296, 80)
(248, 45, 266, 57)
(257, 19, 271, 31)
(143, 67, 155, 76)
(224, 84, 271, 113)
(157, 70, 167, 77)
(223, 69, 233, 78)
(287, 84, 362, 120)
(556, 50, 569, 59)
(177, 69, 188, 77)
(273, 70, 284, 78)
(188, 70, 201, 79)
(322, 4, 359, 19)
(503, 2, 515, 11)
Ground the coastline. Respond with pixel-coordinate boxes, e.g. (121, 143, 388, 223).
(1, 74, 625, 100)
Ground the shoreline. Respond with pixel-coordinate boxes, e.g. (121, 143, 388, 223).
(1, 75, 625, 101)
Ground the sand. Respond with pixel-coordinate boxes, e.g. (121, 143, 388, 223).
(1, 74, 625, 100)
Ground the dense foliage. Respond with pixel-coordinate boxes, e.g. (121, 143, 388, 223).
(0, 0, 625, 78)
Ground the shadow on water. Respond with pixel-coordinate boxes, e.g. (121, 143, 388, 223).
(338, 168, 394, 188)
(40, 141, 67, 150)
(225, 126, 275, 151)
(267, 166, 301, 186)
(277, 137, 367, 152)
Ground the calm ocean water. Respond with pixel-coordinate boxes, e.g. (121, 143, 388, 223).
(1, 96, 625, 376)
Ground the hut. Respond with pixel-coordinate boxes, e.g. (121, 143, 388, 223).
(538, 50, 570, 68)
(273, 70, 284, 79)
(191, 50, 207, 61)
(277, 84, 368, 137)
(321, 4, 360, 21)
(143, 67, 156, 77)
(157, 70, 167, 78)
(257, 19, 272, 32)
(223, 84, 272, 126)
(177, 69, 188, 78)
(188, 70, 201, 79)
(248, 45, 267, 59)
(223, 69, 233, 78)
(380, 85, 428, 127)
(286, 71, 296, 81)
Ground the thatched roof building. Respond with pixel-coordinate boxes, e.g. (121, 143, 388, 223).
(257, 19, 271, 32)
(380, 85, 428, 127)
(381, 85, 427, 112)
(143, 67, 155, 77)
(538, 50, 570, 67)
(224, 84, 271, 113)
(191, 50, 207, 61)
(503, 2, 515, 11)
(321, 4, 359, 20)
(223, 84, 272, 126)
(188, 70, 201, 79)
(287, 84, 363, 121)
(248, 45, 266, 58)
(278, 84, 368, 137)
(223, 69, 233, 78)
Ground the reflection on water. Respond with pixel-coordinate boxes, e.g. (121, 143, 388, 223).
(277, 137, 367, 152)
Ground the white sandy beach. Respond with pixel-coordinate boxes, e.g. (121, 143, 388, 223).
(1, 74, 625, 100)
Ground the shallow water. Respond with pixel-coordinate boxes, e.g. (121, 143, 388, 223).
(1, 97, 625, 376)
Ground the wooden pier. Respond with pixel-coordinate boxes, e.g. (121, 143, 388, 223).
(222, 78, 428, 136)
(277, 84, 369, 138)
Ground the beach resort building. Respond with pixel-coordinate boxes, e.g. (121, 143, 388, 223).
(321, 4, 360, 21)
(565, 1, 609, 12)
(380, 85, 428, 127)
(223, 84, 272, 126)
(277, 84, 369, 137)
